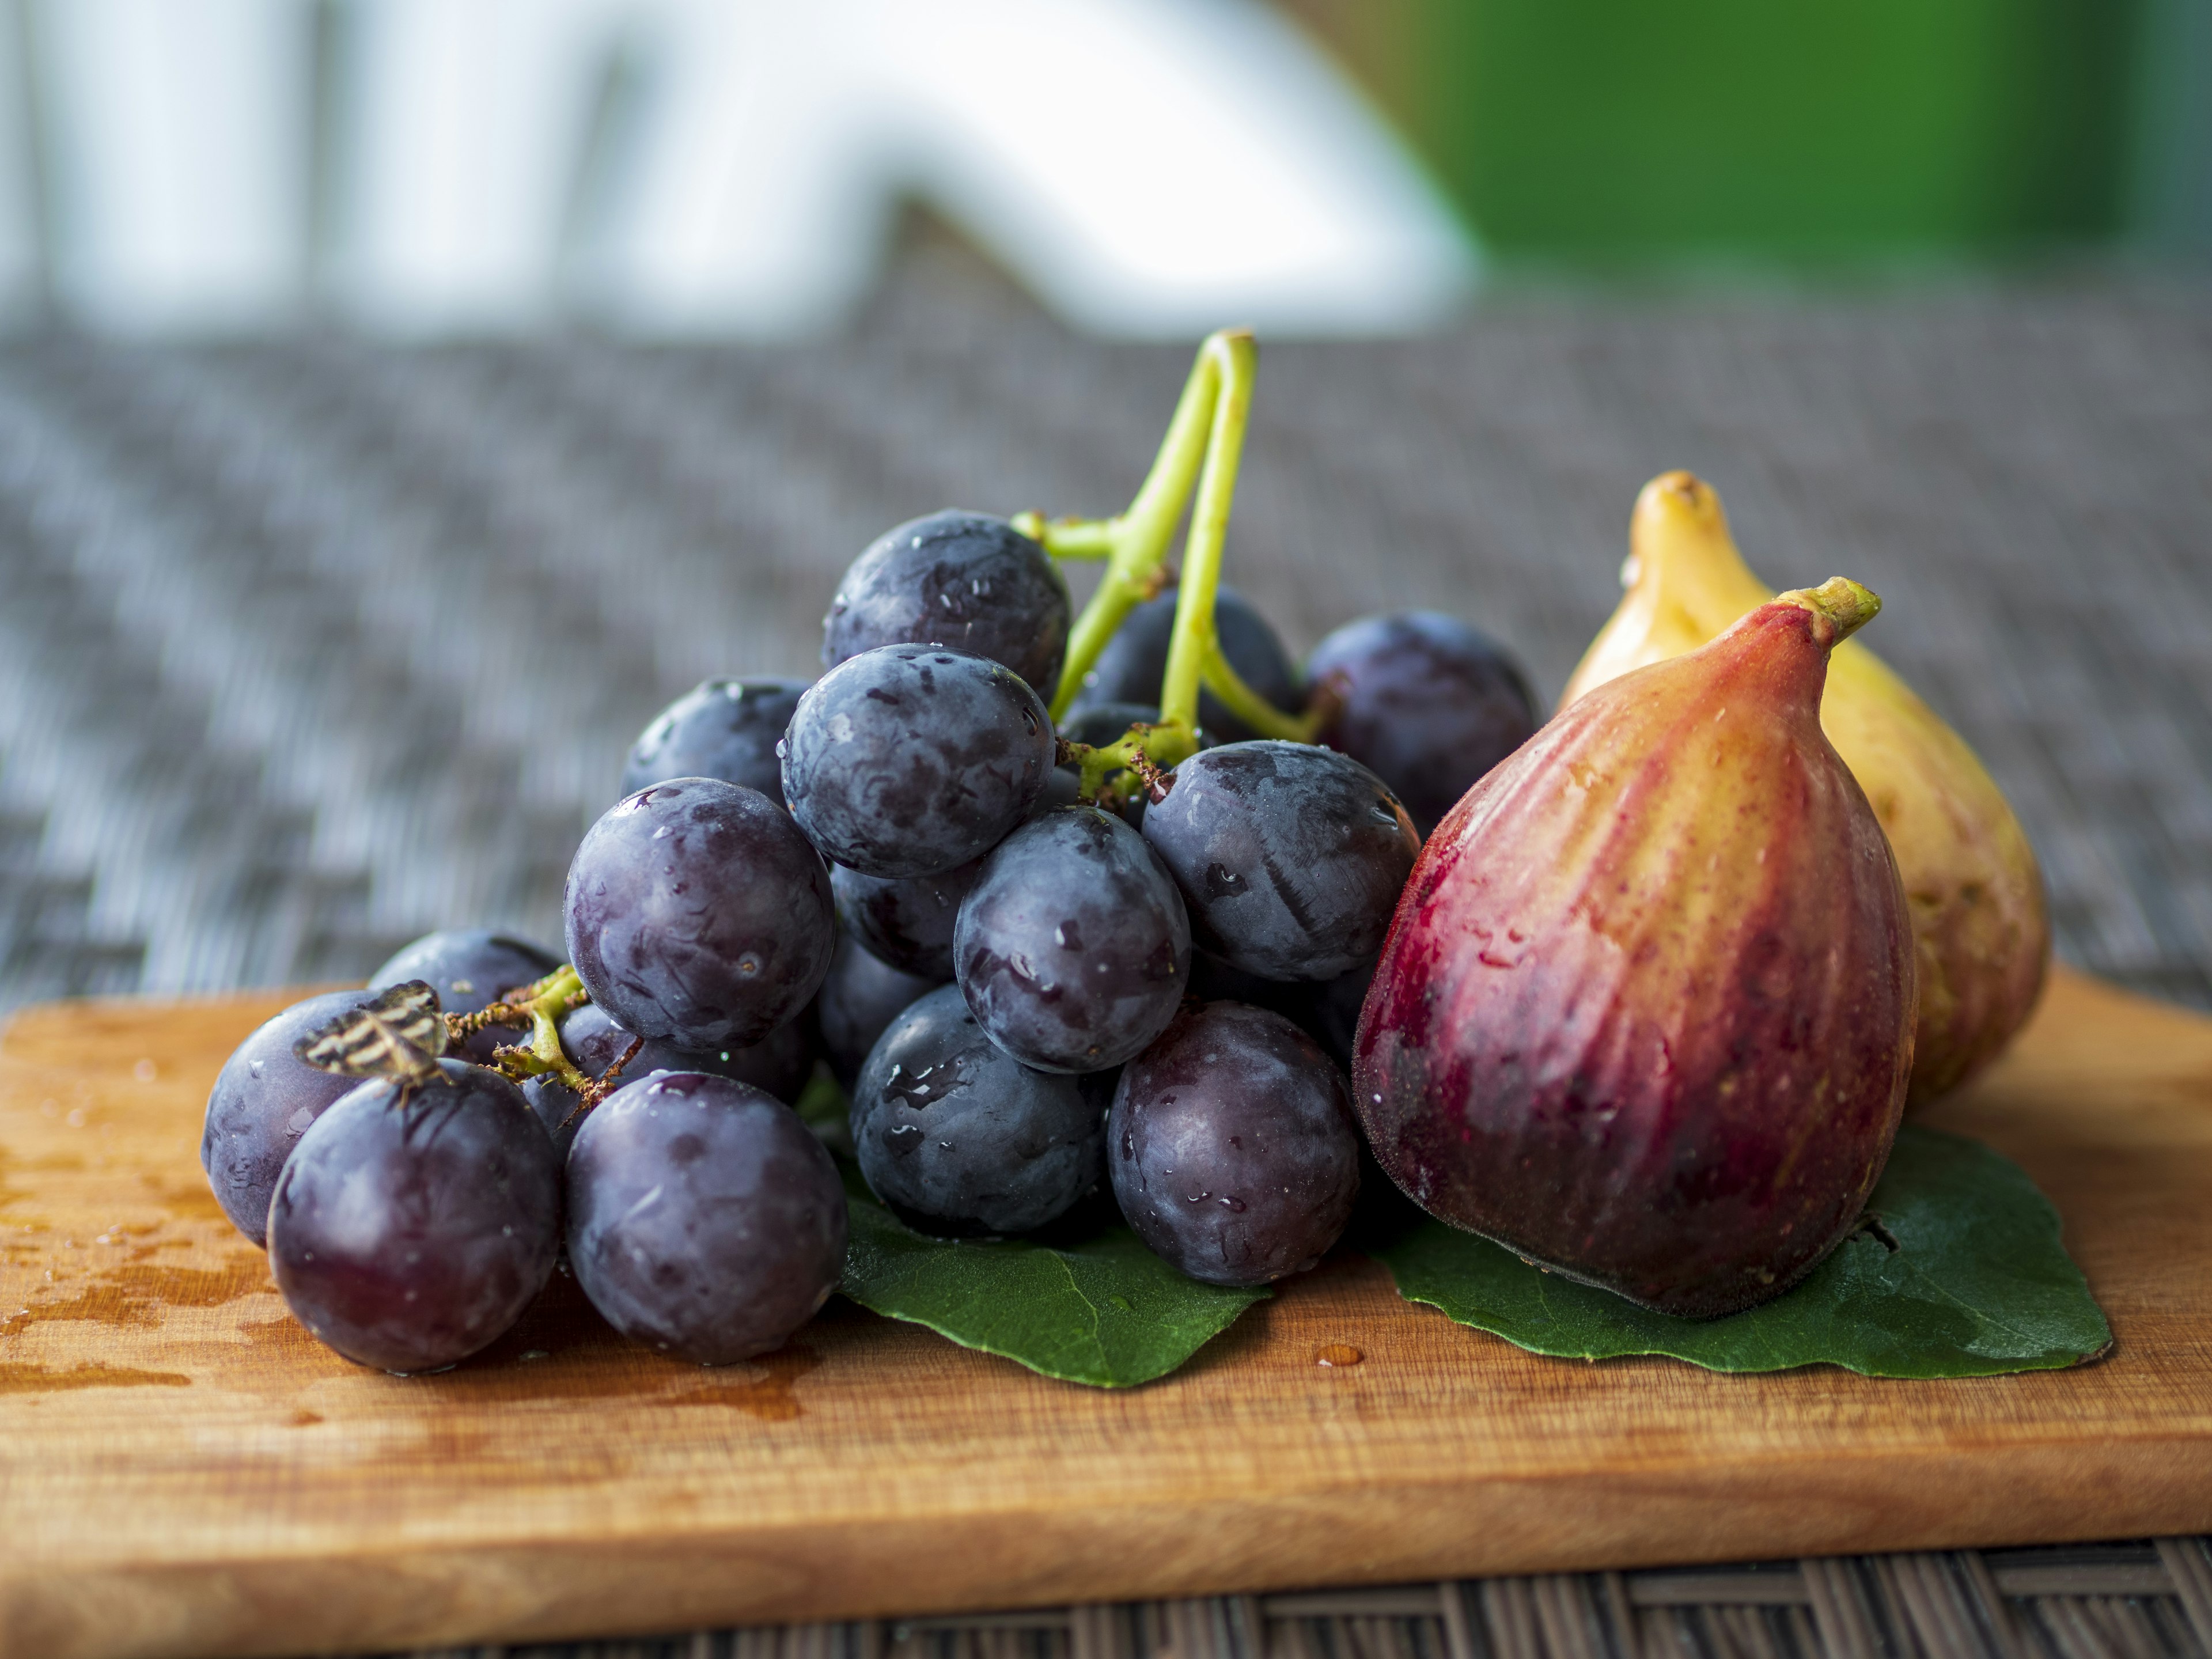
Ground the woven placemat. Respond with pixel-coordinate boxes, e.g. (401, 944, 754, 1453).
(2, 244, 2210, 1657)
(386, 1540, 2212, 1659)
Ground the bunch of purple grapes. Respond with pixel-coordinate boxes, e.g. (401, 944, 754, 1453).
(201, 505, 1537, 1377)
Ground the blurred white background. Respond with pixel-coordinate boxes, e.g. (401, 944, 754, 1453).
(0, 0, 1478, 338)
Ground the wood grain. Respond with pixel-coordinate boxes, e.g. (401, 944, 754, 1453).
(1, 969, 2207, 1659)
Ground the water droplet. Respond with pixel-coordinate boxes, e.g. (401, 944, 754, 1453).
(1316, 1344, 1363, 1368)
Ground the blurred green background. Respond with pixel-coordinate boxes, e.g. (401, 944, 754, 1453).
(1278, 0, 2212, 266)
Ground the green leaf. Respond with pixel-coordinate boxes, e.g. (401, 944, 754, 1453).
(840, 1174, 1269, 1388)
(1370, 1127, 2111, 1378)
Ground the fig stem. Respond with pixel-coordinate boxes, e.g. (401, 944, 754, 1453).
(1777, 577, 1883, 649)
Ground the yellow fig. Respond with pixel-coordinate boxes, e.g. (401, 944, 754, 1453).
(1562, 472, 2049, 1107)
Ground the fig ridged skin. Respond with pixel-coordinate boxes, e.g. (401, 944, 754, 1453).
(1562, 471, 2048, 1105)
(1357, 591, 1916, 1320)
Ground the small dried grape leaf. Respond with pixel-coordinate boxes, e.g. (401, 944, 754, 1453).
(839, 1168, 1268, 1389)
(1370, 1127, 2111, 1378)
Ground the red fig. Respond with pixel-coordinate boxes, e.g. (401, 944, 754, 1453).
(1354, 579, 1915, 1319)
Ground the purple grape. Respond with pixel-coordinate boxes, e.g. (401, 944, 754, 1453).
(830, 857, 980, 980)
(1185, 950, 1375, 1072)
(1301, 957, 1375, 1072)
(816, 931, 945, 1090)
(823, 510, 1070, 696)
(566, 1072, 847, 1365)
(370, 929, 560, 1063)
(523, 1001, 817, 1157)
(1141, 741, 1418, 982)
(782, 645, 1055, 880)
(620, 677, 808, 800)
(1306, 611, 1537, 834)
(266, 1061, 562, 1373)
(1108, 1002, 1359, 1286)
(953, 806, 1190, 1073)
(850, 983, 1109, 1237)
(1068, 586, 1298, 743)
(565, 778, 835, 1051)
(200, 988, 380, 1244)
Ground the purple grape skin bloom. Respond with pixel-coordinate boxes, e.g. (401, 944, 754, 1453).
(200, 988, 380, 1244)
(816, 930, 945, 1090)
(822, 510, 1071, 697)
(1067, 586, 1299, 744)
(782, 643, 1056, 880)
(1108, 1002, 1360, 1287)
(370, 929, 561, 1063)
(565, 777, 835, 1051)
(522, 1000, 819, 1157)
(566, 1072, 848, 1365)
(830, 856, 982, 981)
(953, 806, 1191, 1074)
(266, 1061, 562, 1373)
(1139, 741, 1420, 982)
(850, 983, 1109, 1237)
(1306, 611, 1537, 835)
(620, 677, 809, 801)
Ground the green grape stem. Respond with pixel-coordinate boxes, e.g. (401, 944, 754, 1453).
(1027, 329, 1319, 783)
(448, 964, 600, 1098)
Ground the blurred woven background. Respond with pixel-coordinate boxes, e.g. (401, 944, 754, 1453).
(4, 244, 2212, 1018)
(5, 171, 2212, 1659)
(3, 6, 2211, 1657)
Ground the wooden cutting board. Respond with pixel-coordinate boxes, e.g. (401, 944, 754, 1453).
(2, 967, 2208, 1659)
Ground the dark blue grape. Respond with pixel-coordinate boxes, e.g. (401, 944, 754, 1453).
(816, 931, 945, 1090)
(370, 929, 560, 1062)
(1108, 1002, 1359, 1286)
(1058, 701, 1172, 749)
(566, 1072, 846, 1365)
(1033, 764, 1085, 816)
(524, 1001, 817, 1157)
(1301, 957, 1376, 1072)
(1054, 701, 1202, 831)
(201, 988, 380, 1244)
(1307, 611, 1538, 834)
(566, 778, 835, 1050)
(953, 806, 1190, 1073)
(823, 510, 1070, 696)
(850, 983, 1109, 1237)
(782, 645, 1054, 879)
(1141, 741, 1418, 982)
(830, 857, 980, 980)
(1069, 586, 1298, 743)
(620, 677, 808, 800)
(267, 1060, 562, 1372)
(1185, 950, 1374, 1071)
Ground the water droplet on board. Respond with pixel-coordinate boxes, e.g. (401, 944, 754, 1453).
(1315, 1344, 1363, 1368)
